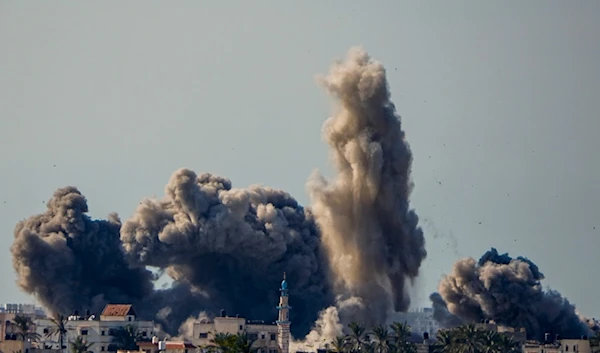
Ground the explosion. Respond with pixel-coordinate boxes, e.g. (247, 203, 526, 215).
(10, 46, 593, 347)
(430, 248, 596, 340)
(10, 47, 426, 341)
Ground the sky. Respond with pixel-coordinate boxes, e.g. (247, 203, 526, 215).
(1, 1, 599, 318)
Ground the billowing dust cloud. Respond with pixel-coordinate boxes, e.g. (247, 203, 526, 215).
(12, 175, 333, 336)
(295, 48, 427, 350)
(10, 47, 425, 343)
(430, 248, 595, 340)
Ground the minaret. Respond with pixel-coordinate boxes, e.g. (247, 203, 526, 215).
(276, 272, 291, 353)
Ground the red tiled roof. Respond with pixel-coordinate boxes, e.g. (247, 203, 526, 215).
(101, 304, 136, 317)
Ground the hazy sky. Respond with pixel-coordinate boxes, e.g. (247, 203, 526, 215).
(1, 1, 599, 318)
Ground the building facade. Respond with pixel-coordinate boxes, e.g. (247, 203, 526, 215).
(192, 274, 291, 353)
(34, 304, 155, 353)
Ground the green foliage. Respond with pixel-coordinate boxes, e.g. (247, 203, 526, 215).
(325, 321, 417, 353)
(70, 336, 94, 353)
(205, 332, 263, 353)
(12, 315, 40, 342)
(46, 313, 68, 353)
(110, 324, 144, 351)
(432, 324, 520, 353)
(322, 322, 520, 353)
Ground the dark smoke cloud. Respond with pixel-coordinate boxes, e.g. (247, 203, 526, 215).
(431, 248, 592, 340)
(11, 187, 155, 315)
(120, 169, 334, 336)
(11, 47, 426, 343)
(11, 174, 334, 337)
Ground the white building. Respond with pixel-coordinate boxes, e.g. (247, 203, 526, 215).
(35, 304, 155, 353)
(192, 274, 291, 353)
(0, 303, 46, 317)
(390, 308, 441, 336)
(523, 338, 592, 353)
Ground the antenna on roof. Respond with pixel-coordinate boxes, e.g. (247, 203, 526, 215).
(283, 272, 286, 280)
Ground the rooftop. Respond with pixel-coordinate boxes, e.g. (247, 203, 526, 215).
(101, 304, 136, 317)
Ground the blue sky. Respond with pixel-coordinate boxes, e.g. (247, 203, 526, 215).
(1, 1, 599, 318)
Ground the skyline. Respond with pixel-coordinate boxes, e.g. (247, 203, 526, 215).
(1, 0, 599, 323)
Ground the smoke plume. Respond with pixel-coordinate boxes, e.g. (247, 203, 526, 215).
(10, 47, 426, 344)
(11, 173, 333, 336)
(431, 248, 593, 340)
(295, 47, 427, 349)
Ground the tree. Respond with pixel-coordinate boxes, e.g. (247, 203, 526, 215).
(206, 332, 260, 353)
(45, 313, 68, 353)
(329, 336, 348, 353)
(390, 322, 416, 353)
(432, 324, 520, 353)
(347, 322, 367, 353)
(12, 315, 40, 342)
(70, 336, 93, 353)
(110, 324, 142, 351)
(370, 325, 390, 353)
(207, 333, 237, 353)
(234, 333, 261, 353)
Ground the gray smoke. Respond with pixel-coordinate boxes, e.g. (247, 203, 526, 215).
(120, 169, 334, 336)
(10, 47, 426, 342)
(296, 47, 427, 349)
(11, 175, 334, 336)
(10, 187, 156, 315)
(431, 248, 592, 340)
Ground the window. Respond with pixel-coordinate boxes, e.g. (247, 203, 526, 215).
(261, 334, 265, 340)
(101, 330, 105, 336)
(142, 331, 147, 337)
(270, 334, 276, 341)
(101, 347, 105, 351)
(248, 334, 258, 341)
(199, 333, 208, 339)
(239, 325, 243, 331)
(270, 350, 278, 353)
(81, 329, 88, 336)
(128, 317, 132, 322)
(43, 328, 49, 334)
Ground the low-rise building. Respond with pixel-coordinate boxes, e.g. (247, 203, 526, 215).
(192, 274, 291, 353)
(523, 339, 592, 353)
(35, 304, 155, 353)
(136, 340, 196, 353)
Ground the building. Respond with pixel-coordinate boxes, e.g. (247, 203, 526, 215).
(136, 340, 196, 353)
(389, 308, 440, 336)
(523, 338, 592, 353)
(475, 321, 527, 345)
(192, 274, 291, 353)
(0, 304, 46, 317)
(34, 304, 155, 353)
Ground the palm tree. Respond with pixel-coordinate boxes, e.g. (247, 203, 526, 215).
(433, 330, 456, 353)
(347, 322, 367, 353)
(110, 324, 141, 351)
(454, 324, 485, 353)
(12, 315, 40, 342)
(70, 336, 93, 353)
(234, 333, 260, 353)
(45, 313, 68, 353)
(207, 333, 237, 353)
(389, 322, 416, 353)
(330, 336, 348, 353)
(370, 325, 390, 353)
